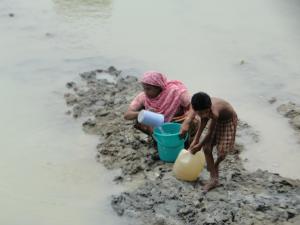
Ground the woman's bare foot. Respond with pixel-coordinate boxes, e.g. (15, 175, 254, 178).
(203, 178, 219, 193)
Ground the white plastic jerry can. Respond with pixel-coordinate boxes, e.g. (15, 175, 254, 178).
(173, 149, 206, 181)
(137, 110, 164, 127)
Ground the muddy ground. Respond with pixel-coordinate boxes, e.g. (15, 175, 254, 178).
(64, 67, 300, 225)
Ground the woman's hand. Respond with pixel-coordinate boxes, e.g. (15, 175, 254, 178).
(124, 110, 139, 120)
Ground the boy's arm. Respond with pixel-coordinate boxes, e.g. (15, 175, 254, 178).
(179, 108, 196, 138)
(190, 119, 216, 154)
(189, 118, 209, 152)
(189, 117, 209, 148)
(199, 119, 217, 148)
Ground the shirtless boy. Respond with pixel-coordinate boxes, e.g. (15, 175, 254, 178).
(180, 92, 238, 192)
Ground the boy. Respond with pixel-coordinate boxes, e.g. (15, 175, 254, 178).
(179, 92, 238, 192)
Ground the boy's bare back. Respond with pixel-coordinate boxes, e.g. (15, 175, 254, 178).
(211, 97, 236, 121)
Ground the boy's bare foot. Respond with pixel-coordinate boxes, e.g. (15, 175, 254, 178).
(203, 178, 219, 193)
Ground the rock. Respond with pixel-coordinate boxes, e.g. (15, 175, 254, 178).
(268, 97, 277, 104)
(64, 93, 77, 105)
(113, 175, 124, 183)
(45, 32, 54, 37)
(291, 115, 300, 129)
(80, 71, 97, 80)
(82, 119, 96, 128)
(277, 102, 300, 118)
(66, 81, 76, 89)
(72, 105, 82, 118)
(107, 66, 121, 76)
(111, 195, 125, 216)
(277, 102, 300, 138)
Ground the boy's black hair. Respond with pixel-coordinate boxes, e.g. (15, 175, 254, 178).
(191, 92, 212, 111)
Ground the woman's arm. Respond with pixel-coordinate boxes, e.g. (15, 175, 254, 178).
(124, 93, 144, 120)
(124, 109, 139, 120)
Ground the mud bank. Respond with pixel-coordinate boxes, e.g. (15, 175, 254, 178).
(276, 102, 300, 141)
(64, 68, 300, 225)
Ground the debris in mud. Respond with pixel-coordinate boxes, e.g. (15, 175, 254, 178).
(277, 102, 300, 142)
(268, 97, 277, 104)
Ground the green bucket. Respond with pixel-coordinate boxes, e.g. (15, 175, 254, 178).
(153, 122, 188, 162)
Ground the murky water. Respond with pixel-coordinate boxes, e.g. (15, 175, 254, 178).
(0, 0, 299, 224)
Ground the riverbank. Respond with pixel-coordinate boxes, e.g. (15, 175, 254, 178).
(64, 68, 300, 225)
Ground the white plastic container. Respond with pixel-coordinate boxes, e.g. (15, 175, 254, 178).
(173, 149, 206, 181)
(138, 110, 164, 127)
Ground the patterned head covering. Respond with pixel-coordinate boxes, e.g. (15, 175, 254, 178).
(141, 71, 167, 89)
(140, 71, 188, 122)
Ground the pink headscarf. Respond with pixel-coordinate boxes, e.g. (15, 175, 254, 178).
(141, 71, 188, 122)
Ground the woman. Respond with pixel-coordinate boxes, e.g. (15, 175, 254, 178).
(124, 71, 192, 135)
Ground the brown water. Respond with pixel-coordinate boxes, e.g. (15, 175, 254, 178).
(0, 0, 300, 224)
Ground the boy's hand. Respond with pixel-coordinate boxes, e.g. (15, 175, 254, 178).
(188, 144, 200, 155)
(188, 140, 197, 151)
(189, 139, 199, 148)
(188, 147, 198, 155)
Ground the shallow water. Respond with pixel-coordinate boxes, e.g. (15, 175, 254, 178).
(0, 0, 300, 224)
(0, 79, 133, 225)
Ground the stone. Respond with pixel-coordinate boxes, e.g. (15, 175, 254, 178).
(291, 115, 300, 129)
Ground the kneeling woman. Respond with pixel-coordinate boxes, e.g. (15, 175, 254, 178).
(124, 71, 194, 136)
